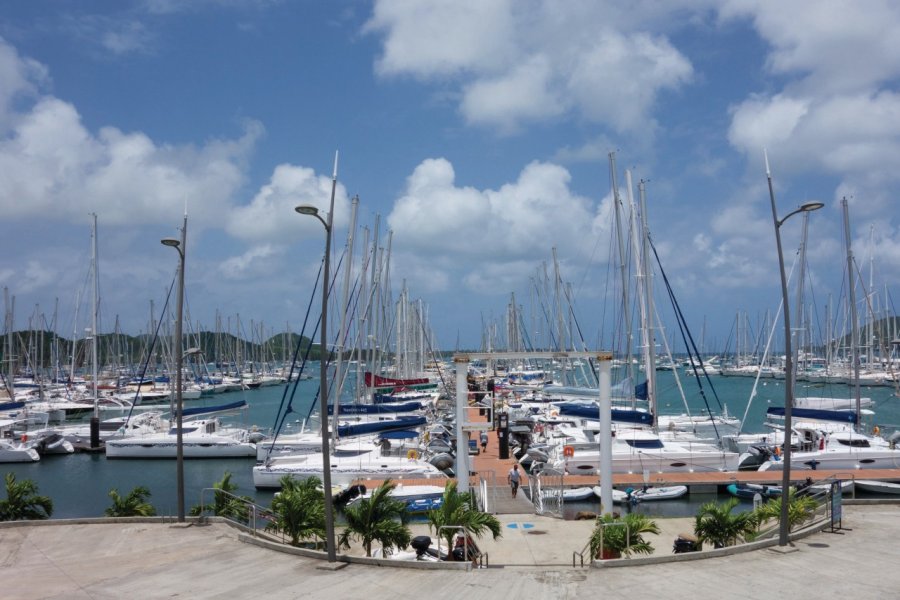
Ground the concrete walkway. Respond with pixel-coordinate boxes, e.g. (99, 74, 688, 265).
(2, 504, 899, 599)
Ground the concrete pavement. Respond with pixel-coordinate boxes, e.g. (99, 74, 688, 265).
(2, 504, 899, 599)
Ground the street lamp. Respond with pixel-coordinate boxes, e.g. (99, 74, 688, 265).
(162, 215, 187, 523)
(767, 158, 823, 547)
(294, 164, 338, 562)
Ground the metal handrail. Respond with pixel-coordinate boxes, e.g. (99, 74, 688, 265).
(197, 487, 286, 544)
(572, 538, 591, 567)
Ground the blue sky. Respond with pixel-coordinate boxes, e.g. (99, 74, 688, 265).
(1, 1, 898, 354)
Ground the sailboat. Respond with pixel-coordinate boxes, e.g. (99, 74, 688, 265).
(757, 197, 900, 472)
(547, 160, 739, 474)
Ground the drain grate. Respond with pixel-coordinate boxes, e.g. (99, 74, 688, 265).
(526, 530, 547, 535)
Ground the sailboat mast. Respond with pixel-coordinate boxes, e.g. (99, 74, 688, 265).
(3, 288, 13, 399)
(638, 179, 657, 421)
(609, 152, 635, 384)
(793, 212, 811, 376)
(91, 214, 99, 417)
(332, 195, 358, 438)
(842, 197, 862, 428)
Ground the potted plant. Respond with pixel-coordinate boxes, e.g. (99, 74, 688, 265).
(754, 490, 819, 533)
(589, 512, 660, 559)
(693, 497, 758, 548)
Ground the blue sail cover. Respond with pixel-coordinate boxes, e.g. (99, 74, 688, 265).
(0, 401, 25, 412)
(327, 401, 424, 415)
(182, 399, 248, 417)
(555, 402, 654, 425)
(766, 407, 857, 423)
(337, 415, 427, 438)
(635, 381, 648, 400)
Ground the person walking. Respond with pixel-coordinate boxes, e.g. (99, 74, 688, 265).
(480, 430, 488, 453)
(507, 464, 521, 498)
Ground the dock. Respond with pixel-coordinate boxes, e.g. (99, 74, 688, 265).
(352, 403, 900, 506)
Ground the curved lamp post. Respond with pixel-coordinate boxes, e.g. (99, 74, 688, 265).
(161, 216, 187, 522)
(767, 159, 823, 547)
(295, 200, 337, 563)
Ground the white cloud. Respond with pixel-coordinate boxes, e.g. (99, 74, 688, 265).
(566, 30, 692, 133)
(0, 38, 261, 228)
(20, 260, 56, 294)
(225, 163, 351, 243)
(60, 16, 155, 56)
(0, 37, 48, 127)
(723, 2, 900, 221)
(460, 54, 563, 132)
(389, 158, 595, 259)
(365, 0, 517, 79)
(218, 244, 281, 280)
(720, 0, 900, 94)
(0, 95, 261, 226)
(387, 157, 600, 296)
(366, 1, 695, 134)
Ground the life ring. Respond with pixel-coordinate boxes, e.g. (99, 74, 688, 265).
(563, 445, 575, 458)
(550, 411, 558, 418)
(774, 445, 782, 457)
(407, 449, 419, 460)
(873, 425, 881, 436)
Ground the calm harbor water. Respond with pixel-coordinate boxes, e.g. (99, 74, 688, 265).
(4, 370, 898, 519)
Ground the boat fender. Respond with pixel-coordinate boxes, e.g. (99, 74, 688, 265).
(819, 437, 825, 450)
(562, 445, 575, 458)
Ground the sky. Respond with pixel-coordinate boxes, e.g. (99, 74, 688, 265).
(1, 0, 898, 354)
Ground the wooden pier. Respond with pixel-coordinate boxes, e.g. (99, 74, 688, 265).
(350, 405, 900, 507)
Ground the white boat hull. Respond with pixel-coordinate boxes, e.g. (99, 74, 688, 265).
(105, 437, 257, 458)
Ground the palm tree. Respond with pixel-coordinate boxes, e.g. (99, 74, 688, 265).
(105, 486, 157, 517)
(693, 497, 758, 548)
(265, 475, 325, 547)
(589, 512, 660, 558)
(754, 490, 819, 533)
(190, 471, 251, 522)
(426, 481, 501, 553)
(0, 473, 53, 521)
(337, 480, 411, 557)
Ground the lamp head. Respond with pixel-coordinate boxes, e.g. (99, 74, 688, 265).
(161, 238, 180, 248)
(294, 204, 319, 216)
(799, 201, 824, 212)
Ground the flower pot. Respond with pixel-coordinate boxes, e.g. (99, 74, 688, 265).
(597, 547, 621, 560)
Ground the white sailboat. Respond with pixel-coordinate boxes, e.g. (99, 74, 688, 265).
(105, 415, 257, 458)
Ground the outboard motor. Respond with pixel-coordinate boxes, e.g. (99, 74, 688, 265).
(410, 535, 446, 561)
(333, 484, 366, 506)
(673, 534, 700, 554)
(410, 535, 432, 558)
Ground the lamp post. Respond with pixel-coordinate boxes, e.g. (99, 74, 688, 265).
(295, 175, 338, 562)
(766, 159, 823, 547)
(162, 214, 187, 522)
